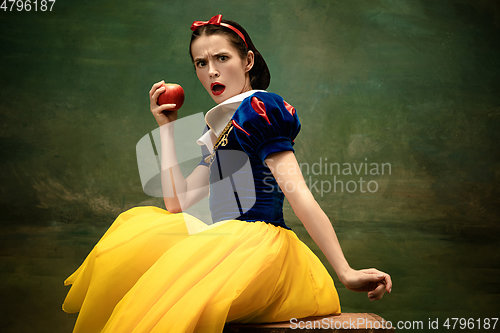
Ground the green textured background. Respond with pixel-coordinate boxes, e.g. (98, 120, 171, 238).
(0, 0, 499, 332)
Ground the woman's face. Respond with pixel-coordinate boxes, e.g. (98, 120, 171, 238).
(191, 34, 254, 104)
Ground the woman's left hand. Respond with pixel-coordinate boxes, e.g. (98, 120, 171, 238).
(339, 267, 392, 301)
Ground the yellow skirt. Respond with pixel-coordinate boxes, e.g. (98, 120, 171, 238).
(62, 206, 340, 333)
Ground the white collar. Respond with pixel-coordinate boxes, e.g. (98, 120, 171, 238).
(205, 90, 266, 136)
(197, 90, 266, 153)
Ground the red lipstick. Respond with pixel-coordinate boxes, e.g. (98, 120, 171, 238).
(211, 82, 226, 96)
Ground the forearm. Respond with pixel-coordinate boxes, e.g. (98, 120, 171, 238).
(159, 123, 188, 211)
(266, 151, 351, 282)
(290, 193, 351, 282)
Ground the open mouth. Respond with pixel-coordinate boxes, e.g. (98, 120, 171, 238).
(211, 82, 226, 96)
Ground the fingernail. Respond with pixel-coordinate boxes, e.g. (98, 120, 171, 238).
(377, 274, 384, 278)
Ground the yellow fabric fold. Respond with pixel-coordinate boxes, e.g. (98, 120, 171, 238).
(62, 206, 340, 333)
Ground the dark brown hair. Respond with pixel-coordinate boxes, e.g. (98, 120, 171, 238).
(189, 19, 270, 90)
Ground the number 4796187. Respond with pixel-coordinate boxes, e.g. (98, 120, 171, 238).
(1, 0, 56, 12)
(443, 318, 498, 330)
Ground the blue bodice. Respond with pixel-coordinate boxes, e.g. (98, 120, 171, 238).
(200, 92, 301, 230)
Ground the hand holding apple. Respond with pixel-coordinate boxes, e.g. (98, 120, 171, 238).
(157, 83, 185, 111)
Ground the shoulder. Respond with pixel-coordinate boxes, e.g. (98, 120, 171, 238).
(231, 91, 301, 161)
(233, 91, 299, 128)
(239, 91, 296, 116)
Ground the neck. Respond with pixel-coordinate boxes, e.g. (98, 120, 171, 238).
(206, 89, 264, 137)
(240, 75, 252, 95)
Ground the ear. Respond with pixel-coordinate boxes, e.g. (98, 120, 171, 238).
(244, 50, 255, 73)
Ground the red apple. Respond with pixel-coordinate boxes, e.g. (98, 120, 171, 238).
(157, 83, 185, 111)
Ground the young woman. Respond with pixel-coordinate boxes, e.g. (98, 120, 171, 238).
(62, 14, 392, 333)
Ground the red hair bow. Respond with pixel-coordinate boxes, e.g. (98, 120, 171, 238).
(190, 14, 223, 31)
(190, 14, 248, 48)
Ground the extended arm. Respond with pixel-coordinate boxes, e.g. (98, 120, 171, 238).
(150, 81, 209, 212)
(265, 151, 392, 300)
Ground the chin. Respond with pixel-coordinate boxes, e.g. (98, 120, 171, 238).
(212, 93, 232, 104)
(212, 95, 225, 104)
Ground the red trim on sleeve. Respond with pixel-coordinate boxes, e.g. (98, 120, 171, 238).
(283, 100, 296, 116)
(251, 97, 271, 124)
(232, 119, 250, 136)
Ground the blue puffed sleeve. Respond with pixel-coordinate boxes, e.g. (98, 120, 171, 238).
(232, 92, 301, 162)
(198, 125, 211, 167)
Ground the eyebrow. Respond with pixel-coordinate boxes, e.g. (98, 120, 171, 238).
(193, 52, 230, 63)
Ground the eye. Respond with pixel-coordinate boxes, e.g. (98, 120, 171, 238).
(218, 55, 228, 61)
(195, 60, 206, 68)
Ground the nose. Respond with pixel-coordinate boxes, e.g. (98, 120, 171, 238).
(208, 62, 220, 78)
